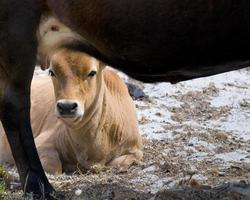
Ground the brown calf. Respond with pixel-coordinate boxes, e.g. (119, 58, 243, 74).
(0, 49, 142, 175)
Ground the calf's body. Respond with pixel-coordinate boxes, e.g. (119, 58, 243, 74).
(0, 67, 142, 174)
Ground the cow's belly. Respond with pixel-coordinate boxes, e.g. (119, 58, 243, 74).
(0, 65, 8, 97)
(51, 0, 250, 83)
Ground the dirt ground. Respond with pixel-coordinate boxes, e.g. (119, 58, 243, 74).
(2, 68, 250, 199)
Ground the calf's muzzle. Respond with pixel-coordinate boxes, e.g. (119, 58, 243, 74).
(56, 100, 80, 118)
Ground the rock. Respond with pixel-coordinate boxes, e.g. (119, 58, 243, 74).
(75, 189, 82, 196)
(126, 82, 148, 100)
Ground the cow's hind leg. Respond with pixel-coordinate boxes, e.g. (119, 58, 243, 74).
(0, 1, 55, 198)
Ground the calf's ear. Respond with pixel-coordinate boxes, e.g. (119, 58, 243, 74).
(99, 61, 106, 70)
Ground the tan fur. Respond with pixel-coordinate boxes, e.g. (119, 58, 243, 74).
(0, 51, 142, 175)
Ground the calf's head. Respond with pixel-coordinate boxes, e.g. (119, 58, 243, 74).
(49, 49, 105, 121)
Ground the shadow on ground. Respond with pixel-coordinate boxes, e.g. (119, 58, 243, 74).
(61, 183, 153, 199)
(59, 181, 250, 200)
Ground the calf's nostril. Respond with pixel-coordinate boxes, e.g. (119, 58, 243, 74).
(57, 102, 64, 111)
(57, 102, 78, 113)
(71, 103, 77, 110)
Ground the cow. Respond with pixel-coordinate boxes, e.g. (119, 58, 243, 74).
(1, 0, 250, 198)
(0, 50, 142, 175)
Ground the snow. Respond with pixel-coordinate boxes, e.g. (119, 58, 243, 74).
(119, 67, 250, 143)
(115, 68, 250, 193)
(134, 68, 250, 141)
(215, 150, 250, 163)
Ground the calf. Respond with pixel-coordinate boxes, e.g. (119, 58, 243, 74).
(0, 49, 142, 174)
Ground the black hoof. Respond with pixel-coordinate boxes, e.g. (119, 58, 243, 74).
(24, 170, 56, 200)
(27, 191, 65, 200)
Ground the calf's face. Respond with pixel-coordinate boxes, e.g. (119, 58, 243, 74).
(49, 49, 104, 121)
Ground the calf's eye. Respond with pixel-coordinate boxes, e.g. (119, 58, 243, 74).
(51, 25, 59, 32)
(48, 70, 55, 77)
(88, 70, 97, 77)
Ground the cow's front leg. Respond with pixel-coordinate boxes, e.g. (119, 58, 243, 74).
(0, 1, 54, 198)
(1, 85, 54, 198)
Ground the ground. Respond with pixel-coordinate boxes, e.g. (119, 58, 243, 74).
(2, 67, 250, 199)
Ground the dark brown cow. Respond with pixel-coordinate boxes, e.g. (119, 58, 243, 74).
(1, 0, 250, 199)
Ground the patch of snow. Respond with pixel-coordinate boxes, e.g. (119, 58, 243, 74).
(188, 137, 216, 151)
(143, 165, 158, 173)
(190, 152, 209, 160)
(149, 178, 173, 194)
(210, 110, 250, 140)
(215, 150, 250, 163)
(192, 174, 208, 181)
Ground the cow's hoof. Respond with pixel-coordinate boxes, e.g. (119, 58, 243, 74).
(30, 192, 65, 200)
(24, 170, 55, 199)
